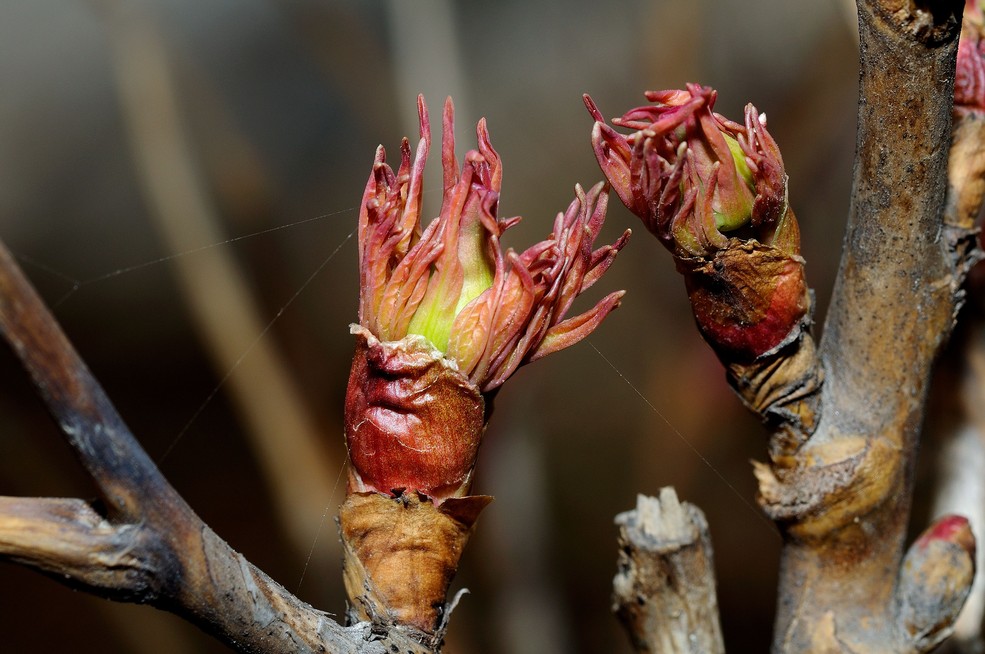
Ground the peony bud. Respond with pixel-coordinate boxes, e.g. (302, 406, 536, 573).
(341, 95, 629, 636)
(897, 515, 976, 651)
(586, 85, 807, 362)
(349, 95, 629, 501)
(586, 85, 822, 461)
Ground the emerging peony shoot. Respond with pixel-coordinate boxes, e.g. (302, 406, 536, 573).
(585, 84, 808, 362)
(347, 95, 629, 502)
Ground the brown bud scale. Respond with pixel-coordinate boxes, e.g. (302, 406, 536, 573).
(339, 491, 491, 637)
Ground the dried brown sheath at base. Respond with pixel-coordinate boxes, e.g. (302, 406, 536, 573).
(339, 491, 491, 641)
(678, 235, 823, 461)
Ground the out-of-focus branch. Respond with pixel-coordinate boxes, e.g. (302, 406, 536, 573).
(481, 425, 574, 654)
(385, 0, 472, 135)
(840, 0, 861, 41)
(103, 3, 340, 567)
(0, 237, 429, 654)
(953, 318, 985, 649)
(612, 489, 724, 654)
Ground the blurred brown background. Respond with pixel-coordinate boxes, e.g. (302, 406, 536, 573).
(0, 1, 859, 652)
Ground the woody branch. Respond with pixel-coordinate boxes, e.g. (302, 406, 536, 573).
(0, 238, 429, 654)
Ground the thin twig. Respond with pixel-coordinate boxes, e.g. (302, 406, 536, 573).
(612, 489, 725, 654)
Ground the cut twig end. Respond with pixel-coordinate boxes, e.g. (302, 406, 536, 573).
(614, 489, 699, 551)
(613, 488, 724, 654)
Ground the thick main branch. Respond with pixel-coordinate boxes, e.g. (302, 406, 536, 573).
(760, 1, 972, 652)
(822, 0, 961, 451)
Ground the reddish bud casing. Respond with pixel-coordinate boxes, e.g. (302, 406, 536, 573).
(586, 85, 808, 361)
(344, 325, 484, 501)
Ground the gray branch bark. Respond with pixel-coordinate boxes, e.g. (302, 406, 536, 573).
(0, 238, 431, 654)
(612, 489, 724, 654)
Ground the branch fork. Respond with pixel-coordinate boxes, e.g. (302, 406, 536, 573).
(0, 239, 427, 654)
(594, 1, 981, 651)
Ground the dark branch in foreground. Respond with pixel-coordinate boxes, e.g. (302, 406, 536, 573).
(0, 238, 431, 654)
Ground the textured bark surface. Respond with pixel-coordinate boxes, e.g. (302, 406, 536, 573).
(759, 1, 976, 652)
(612, 489, 724, 654)
(0, 238, 432, 654)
